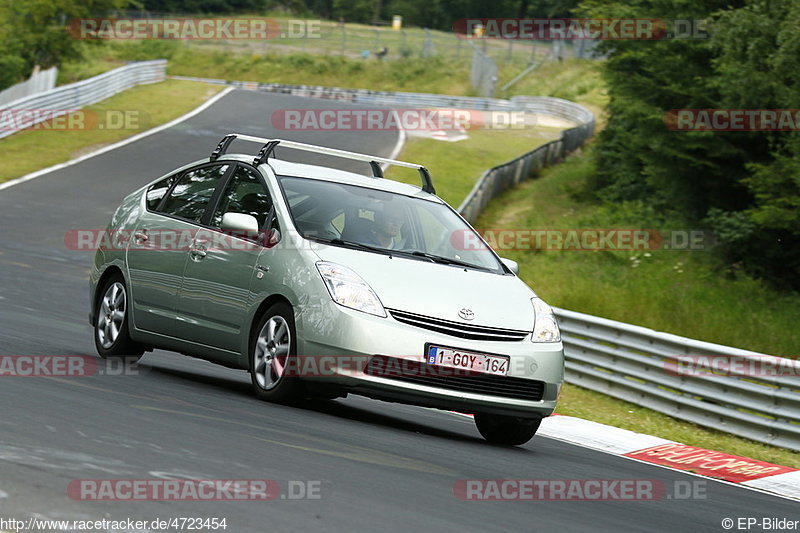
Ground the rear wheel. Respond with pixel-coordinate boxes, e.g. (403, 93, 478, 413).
(474, 414, 542, 446)
(249, 303, 305, 404)
(94, 274, 144, 361)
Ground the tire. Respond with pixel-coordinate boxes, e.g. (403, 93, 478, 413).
(94, 274, 144, 361)
(474, 413, 542, 446)
(249, 302, 305, 404)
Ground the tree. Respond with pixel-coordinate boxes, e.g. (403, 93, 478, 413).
(0, 0, 130, 89)
(578, 0, 800, 287)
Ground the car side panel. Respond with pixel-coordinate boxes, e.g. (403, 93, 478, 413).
(125, 210, 194, 336)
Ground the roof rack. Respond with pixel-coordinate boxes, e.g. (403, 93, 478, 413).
(209, 133, 435, 195)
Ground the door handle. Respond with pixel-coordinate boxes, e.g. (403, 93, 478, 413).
(190, 242, 208, 259)
(133, 231, 149, 243)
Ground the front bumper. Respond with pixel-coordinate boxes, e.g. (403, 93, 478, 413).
(296, 300, 564, 419)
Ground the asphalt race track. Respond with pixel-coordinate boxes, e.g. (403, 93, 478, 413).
(0, 89, 796, 532)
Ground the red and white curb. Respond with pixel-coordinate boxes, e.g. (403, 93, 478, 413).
(450, 412, 799, 501)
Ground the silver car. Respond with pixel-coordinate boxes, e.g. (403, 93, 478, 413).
(89, 134, 564, 445)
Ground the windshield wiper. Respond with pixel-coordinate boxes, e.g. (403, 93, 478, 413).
(310, 237, 392, 255)
(310, 238, 490, 271)
(404, 251, 489, 271)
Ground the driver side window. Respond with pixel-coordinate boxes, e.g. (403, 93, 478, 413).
(211, 165, 275, 231)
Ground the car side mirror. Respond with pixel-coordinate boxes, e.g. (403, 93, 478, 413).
(500, 257, 519, 275)
(221, 212, 259, 233)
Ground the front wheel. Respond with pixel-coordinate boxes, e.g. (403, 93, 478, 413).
(474, 414, 542, 446)
(94, 274, 144, 361)
(249, 303, 305, 404)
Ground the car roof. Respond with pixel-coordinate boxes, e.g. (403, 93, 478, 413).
(220, 154, 443, 202)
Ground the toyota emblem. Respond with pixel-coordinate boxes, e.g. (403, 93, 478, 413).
(458, 308, 474, 321)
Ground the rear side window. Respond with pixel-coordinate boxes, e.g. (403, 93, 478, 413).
(158, 164, 230, 223)
(146, 173, 179, 211)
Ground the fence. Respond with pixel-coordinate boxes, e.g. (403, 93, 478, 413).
(0, 66, 58, 106)
(470, 46, 499, 97)
(0, 60, 166, 140)
(111, 12, 594, 65)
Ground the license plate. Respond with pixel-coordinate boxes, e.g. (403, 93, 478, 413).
(427, 346, 509, 377)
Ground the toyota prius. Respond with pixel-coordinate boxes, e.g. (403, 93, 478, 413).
(89, 134, 564, 445)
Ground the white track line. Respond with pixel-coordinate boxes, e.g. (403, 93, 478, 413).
(0, 86, 235, 192)
(378, 109, 406, 172)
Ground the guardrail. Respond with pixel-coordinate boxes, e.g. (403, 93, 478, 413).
(457, 97, 594, 222)
(0, 60, 166, 140)
(555, 307, 800, 451)
(170, 75, 595, 118)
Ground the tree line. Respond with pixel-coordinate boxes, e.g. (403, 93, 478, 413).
(580, 0, 799, 289)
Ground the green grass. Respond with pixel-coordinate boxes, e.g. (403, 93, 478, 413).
(0, 80, 223, 183)
(59, 40, 470, 94)
(501, 58, 608, 117)
(170, 48, 470, 94)
(385, 127, 564, 207)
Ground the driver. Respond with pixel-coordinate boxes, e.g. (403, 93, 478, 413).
(364, 205, 404, 249)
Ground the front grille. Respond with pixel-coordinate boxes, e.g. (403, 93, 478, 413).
(388, 309, 529, 342)
(364, 355, 545, 402)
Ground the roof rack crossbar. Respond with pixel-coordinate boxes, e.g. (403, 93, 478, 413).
(418, 167, 435, 195)
(369, 161, 384, 179)
(253, 140, 280, 167)
(210, 134, 236, 161)
(213, 133, 436, 194)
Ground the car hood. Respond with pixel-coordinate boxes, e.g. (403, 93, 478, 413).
(313, 245, 536, 331)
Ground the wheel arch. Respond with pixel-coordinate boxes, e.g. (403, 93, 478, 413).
(93, 265, 126, 316)
(241, 293, 294, 367)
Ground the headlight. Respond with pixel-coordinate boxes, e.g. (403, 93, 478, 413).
(531, 297, 561, 343)
(316, 262, 386, 317)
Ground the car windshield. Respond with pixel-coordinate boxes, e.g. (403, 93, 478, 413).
(278, 176, 504, 273)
